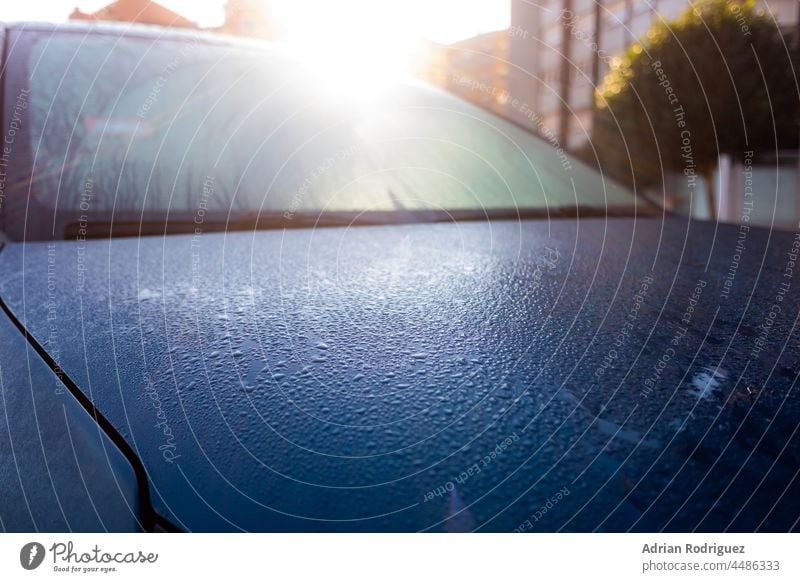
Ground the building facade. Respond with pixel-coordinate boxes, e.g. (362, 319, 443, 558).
(507, 0, 800, 150)
(422, 31, 511, 117)
(447, 31, 510, 116)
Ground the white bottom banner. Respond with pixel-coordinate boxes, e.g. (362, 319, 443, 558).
(1, 534, 797, 581)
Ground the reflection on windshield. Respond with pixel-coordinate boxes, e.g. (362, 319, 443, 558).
(5, 31, 639, 240)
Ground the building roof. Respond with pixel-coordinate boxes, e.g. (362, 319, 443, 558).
(70, 0, 196, 29)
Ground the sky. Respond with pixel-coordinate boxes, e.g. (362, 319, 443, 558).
(1, 0, 511, 45)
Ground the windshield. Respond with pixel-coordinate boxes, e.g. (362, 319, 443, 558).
(1, 27, 642, 241)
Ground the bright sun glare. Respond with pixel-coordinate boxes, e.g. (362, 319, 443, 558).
(274, 0, 424, 94)
(269, 0, 509, 96)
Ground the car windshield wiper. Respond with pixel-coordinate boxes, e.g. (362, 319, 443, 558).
(63, 204, 657, 239)
(547, 204, 661, 218)
(63, 211, 396, 239)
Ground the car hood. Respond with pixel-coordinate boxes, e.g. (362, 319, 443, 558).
(0, 216, 798, 531)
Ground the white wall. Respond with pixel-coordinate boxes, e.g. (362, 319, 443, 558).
(652, 156, 799, 230)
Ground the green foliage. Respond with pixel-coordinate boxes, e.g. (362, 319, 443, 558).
(591, 0, 798, 194)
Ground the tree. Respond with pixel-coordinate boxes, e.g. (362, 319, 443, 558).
(591, 0, 798, 218)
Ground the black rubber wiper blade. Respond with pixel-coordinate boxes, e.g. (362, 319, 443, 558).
(63, 212, 396, 239)
(547, 204, 659, 218)
(63, 205, 654, 239)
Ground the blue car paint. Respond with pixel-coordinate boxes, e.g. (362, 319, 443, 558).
(0, 216, 798, 531)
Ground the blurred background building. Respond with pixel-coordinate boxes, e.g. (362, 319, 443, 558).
(70, 0, 197, 28)
(70, 0, 284, 39)
(445, 0, 800, 228)
(505, 0, 800, 150)
(61, 0, 800, 227)
(422, 31, 510, 117)
(419, 1, 798, 155)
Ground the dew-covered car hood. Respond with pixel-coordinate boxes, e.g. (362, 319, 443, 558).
(0, 216, 798, 531)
